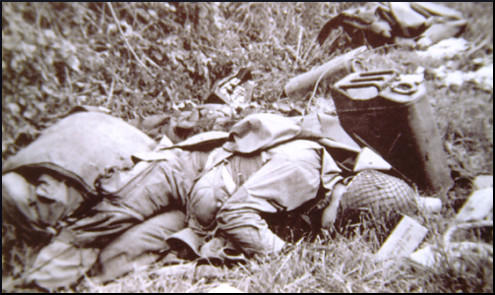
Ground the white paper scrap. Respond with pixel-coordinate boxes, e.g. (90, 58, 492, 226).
(456, 187, 493, 222)
(375, 215, 428, 261)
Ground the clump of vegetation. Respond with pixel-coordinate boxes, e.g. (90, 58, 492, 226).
(2, 2, 492, 292)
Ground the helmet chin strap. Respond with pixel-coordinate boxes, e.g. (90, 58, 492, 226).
(320, 182, 347, 228)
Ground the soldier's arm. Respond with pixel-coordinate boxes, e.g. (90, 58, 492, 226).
(215, 141, 342, 256)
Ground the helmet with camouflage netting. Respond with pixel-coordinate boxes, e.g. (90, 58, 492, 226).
(336, 169, 419, 236)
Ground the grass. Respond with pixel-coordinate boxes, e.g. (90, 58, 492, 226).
(2, 2, 493, 293)
(72, 213, 492, 293)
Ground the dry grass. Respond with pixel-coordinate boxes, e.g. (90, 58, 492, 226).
(2, 2, 493, 293)
(71, 214, 492, 293)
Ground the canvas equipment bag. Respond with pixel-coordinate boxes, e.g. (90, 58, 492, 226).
(3, 109, 156, 194)
(2, 108, 157, 236)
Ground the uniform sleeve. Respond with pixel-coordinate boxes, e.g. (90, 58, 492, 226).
(67, 149, 206, 247)
(216, 140, 342, 256)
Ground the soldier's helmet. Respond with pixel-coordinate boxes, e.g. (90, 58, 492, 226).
(338, 169, 419, 230)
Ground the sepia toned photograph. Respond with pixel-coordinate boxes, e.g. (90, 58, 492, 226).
(2, 2, 492, 292)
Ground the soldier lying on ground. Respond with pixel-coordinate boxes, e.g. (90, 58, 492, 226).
(2, 109, 419, 290)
